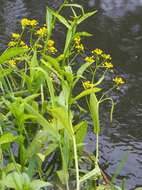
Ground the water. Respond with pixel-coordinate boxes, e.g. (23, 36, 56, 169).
(0, 0, 142, 189)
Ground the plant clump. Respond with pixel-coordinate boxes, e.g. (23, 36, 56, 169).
(0, 2, 125, 190)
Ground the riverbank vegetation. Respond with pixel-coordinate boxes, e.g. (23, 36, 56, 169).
(0, 2, 125, 190)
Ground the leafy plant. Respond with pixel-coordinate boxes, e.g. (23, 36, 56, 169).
(0, 2, 125, 190)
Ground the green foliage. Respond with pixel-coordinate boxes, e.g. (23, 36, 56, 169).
(0, 2, 125, 190)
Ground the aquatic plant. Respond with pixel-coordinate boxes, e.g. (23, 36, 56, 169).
(0, 2, 125, 190)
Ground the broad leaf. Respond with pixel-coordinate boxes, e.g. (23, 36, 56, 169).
(0, 133, 18, 145)
(74, 121, 87, 144)
(31, 180, 52, 190)
(0, 47, 28, 64)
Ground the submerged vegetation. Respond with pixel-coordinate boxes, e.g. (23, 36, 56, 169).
(0, 2, 126, 190)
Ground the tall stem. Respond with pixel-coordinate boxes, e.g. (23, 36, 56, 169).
(95, 133, 99, 165)
(72, 136, 80, 190)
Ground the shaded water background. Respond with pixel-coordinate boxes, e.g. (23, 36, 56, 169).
(0, 0, 142, 189)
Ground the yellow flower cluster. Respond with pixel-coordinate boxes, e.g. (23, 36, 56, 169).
(35, 27, 47, 37)
(8, 41, 17, 47)
(113, 77, 125, 85)
(74, 36, 84, 52)
(103, 61, 113, 69)
(102, 53, 112, 60)
(12, 33, 20, 39)
(8, 40, 28, 49)
(47, 40, 54, 47)
(8, 59, 16, 66)
(21, 18, 38, 27)
(92, 48, 103, 55)
(85, 56, 95, 63)
(82, 81, 95, 89)
(47, 40, 57, 54)
(20, 40, 29, 49)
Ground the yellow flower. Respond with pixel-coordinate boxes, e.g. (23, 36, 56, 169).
(22, 45, 29, 49)
(35, 27, 47, 36)
(102, 53, 112, 60)
(113, 77, 125, 85)
(19, 41, 29, 49)
(21, 18, 30, 27)
(8, 59, 16, 66)
(103, 61, 113, 69)
(12, 33, 20, 39)
(85, 56, 95, 63)
(8, 41, 17, 47)
(92, 48, 103, 55)
(46, 39, 57, 53)
(47, 40, 55, 47)
(74, 36, 84, 52)
(29, 19, 38, 27)
(82, 81, 95, 89)
(21, 18, 38, 28)
(74, 36, 81, 44)
(20, 40, 26, 46)
(75, 44, 84, 52)
(48, 46, 57, 54)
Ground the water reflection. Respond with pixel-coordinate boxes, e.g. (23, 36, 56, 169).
(0, 0, 142, 189)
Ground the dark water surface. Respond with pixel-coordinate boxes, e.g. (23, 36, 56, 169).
(0, 0, 142, 189)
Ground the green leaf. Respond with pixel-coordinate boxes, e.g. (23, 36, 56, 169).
(0, 47, 28, 64)
(73, 62, 92, 86)
(75, 31, 93, 37)
(77, 10, 97, 24)
(44, 143, 58, 157)
(50, 107, 73, 137)
(33, 67, 55, 106)
(57, 170, 68, 185)
(94, 75, 105, 86)
(50, 9, 70, 28)
(25, 103, 58, 139)
(31, 50, 38, 67)
(64, 21, 76, 57)
(96, 185, 122, 190)
(31, 180, 52, 190)
(80, 164, 101, 183)
(4, 172, 30, 189)
(74, 121, 87, 149)
(0, 68, 12, 81)
(73, 87, 101, 102)
(90, 93, 100, 134)
(27, 130, 49, 160)
(63, 3, 84, 14)
(42, 55, 63, 75)
(46, 7, 53, 37)
(0, 133, 18, 145)
(64, 66, 73, 83)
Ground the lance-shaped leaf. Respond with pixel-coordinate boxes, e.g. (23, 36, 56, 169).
(77, 10, 97, 24)
(0, 47, 28, 64)
(90, 93, 100, 134)
(73, 87, 101, 102)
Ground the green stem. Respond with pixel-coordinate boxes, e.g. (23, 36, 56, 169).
(41, 84, 44, 113)
(9, 148, 20, 173)
(72, 136, 80, 190)
(95, 133, 99, 165)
